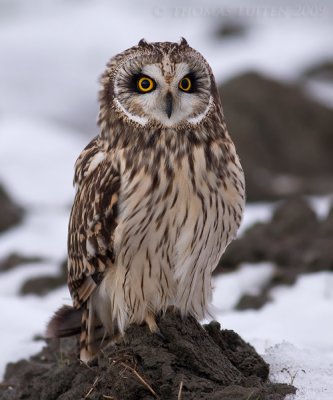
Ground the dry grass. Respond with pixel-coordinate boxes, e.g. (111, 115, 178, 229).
(119, 361, 159, 399)
(84, 376, 100, 398)
(177, 380, 183, 400)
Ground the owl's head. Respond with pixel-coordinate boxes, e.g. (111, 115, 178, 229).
(99, 39, 221, 129)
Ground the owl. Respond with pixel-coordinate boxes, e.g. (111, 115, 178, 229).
(47, 38, 245, 362)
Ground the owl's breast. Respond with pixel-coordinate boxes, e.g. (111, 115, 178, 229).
(114, 145, 244, 272)
(108, 144, 244, 318)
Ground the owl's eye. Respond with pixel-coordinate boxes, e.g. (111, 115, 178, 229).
(137, 76, 155, 93)
(178, 76, 192, 92)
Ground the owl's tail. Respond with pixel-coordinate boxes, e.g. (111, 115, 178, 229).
(45, 301, 107, 363)
(45, 305, 82, 338)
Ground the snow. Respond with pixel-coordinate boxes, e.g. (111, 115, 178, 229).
(0, 286, 71, 375)
(238, 202, 274, 234)
(212, 271, 333, 399)
(0, 0, 333, 397)
(0, 210, 69, 261)
(308, 195, 333, 219)
(0, 115, 84, 208)
(266, 343, 333, 400)
(212, 262, 276, 311)
(304, 78, 333, 108)
(214, 271, 333, 351)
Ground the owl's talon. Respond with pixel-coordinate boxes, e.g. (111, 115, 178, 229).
(154, 329, 166, 341)
(145, 312, 159, 332)
(144, 312, 166, 340)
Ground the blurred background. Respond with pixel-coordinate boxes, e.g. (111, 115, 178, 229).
(0, 0, 333, 398)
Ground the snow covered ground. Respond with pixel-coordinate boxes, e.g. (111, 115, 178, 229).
(213, 270, 333, 399)
(0, 1, 333, 398)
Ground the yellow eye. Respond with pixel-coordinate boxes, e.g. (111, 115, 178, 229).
(137, 76, 155, 93)
(179, 76, 192, 92)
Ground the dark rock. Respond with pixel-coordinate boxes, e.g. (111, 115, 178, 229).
(235, 293, 272, 311)
(304, 59, 333, 81)
(219, 222, 270, 270)
(20, 275, 66, 296)
(0, 183, 24, 233)
(19, 260, 67, 296)
(220, 72, 333, 201)
(270, 197, 318, 236)
(0, 312, 295, 400)
(0, 253, 44, 273)
(217, 197, 333, 308)
(321, 204, 333, 236)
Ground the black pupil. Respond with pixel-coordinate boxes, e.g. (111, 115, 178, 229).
(141, 79, 150, 89)
(182, 79, 190, 89)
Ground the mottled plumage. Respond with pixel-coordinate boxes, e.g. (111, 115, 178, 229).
(47, 38, 245, 362)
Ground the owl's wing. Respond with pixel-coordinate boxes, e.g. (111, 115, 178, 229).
(67, 136, 120, 309)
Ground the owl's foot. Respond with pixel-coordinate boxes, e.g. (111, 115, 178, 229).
(145, 312, 166, 340)
(109, 332, 123, 345)
(145, 312, 158, 333)
(80, 347, 95, 364)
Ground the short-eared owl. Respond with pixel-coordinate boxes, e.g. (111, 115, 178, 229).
(47, 38, 245, 362)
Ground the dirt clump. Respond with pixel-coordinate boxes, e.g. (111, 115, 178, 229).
(0, 312, 294, 400)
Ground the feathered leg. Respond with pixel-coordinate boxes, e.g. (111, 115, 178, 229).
(79, 297, 109, 362)
(79, 298, 96, 363)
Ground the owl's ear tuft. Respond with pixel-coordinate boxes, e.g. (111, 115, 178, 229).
(179, 37, 189, 47)
(138, 38, 149, 47)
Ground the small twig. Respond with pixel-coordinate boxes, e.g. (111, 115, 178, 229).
(103, 396, 115, 399)
(177, 381, 183, 400)
(120, 362, 159, 398)
(84, 376, 100, 398)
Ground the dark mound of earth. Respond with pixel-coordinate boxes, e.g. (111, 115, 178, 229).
(0, 312, 294, 400)
(220, 72, 333, 201)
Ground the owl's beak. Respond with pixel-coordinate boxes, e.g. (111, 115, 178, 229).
(165, 92, 173, 118)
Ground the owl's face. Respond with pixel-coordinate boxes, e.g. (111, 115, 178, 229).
(101, 39, 216, 128)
